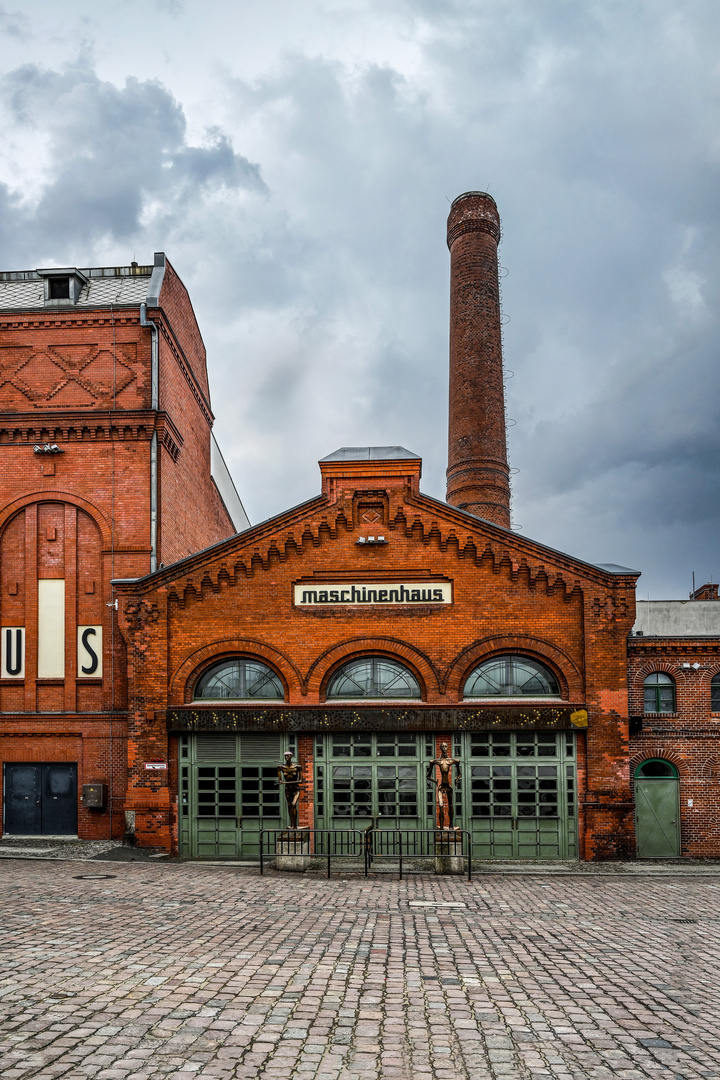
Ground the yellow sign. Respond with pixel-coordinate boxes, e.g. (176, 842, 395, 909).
(570, 709, 588, 728)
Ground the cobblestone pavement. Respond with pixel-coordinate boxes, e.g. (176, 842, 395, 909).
(1, 861, 719, 1079)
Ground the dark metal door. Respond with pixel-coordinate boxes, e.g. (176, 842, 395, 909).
(41, 764, 78, 835)
(4, 763, 77, 835)
(5, 764, 41, 834)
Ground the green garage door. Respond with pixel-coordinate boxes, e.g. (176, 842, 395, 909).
(179, 734, 289, 857)
(315, 733, 433, 832)
(455, 731, 578, 859)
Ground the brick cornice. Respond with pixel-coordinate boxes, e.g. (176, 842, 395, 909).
(0, 409, 181, 447)
(117, 502, 615, 613)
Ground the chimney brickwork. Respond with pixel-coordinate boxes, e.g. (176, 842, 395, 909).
(446, 192, 511, 528)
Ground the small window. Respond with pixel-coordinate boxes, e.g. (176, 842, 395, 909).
(48, 277, 70, 299)
(643, 672, 675, 714)
(711, 673, 720, 712)
(634, 759, 678, 779)
(327, 657, 421, 699)
(464, 655, 560, 698)
(195, 658, 283, 700)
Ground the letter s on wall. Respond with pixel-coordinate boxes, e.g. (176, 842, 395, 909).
(78, 625, 103, 677)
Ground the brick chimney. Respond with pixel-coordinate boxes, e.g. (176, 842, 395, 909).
(446, 192, 511, 528)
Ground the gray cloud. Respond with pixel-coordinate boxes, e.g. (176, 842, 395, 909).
(0, 4, 28, 39)
(0, 2, 717, 597)
(0, 59, 265, 249)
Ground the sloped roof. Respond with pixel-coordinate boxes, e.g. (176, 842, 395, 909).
(320, 446, 421, 462)
(0, 266, 154, 311)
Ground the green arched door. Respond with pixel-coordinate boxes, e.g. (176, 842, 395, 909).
(634, 759, 680, 858)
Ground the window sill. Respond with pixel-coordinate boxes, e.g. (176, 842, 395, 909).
(463, 697, 565, 704)
(190, 698, 285, 705)
(643, 712, 677, 719)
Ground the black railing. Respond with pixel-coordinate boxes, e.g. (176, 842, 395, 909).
(259, 827, 472, 880)
(260, 829, 365, 878)
(366, 828, 472, 881)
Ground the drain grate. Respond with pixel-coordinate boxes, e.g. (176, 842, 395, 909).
(72, 874, 117, 880)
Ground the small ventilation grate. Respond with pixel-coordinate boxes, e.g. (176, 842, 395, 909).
(196, 734, 237, 762)
(240, 735, 283, 763)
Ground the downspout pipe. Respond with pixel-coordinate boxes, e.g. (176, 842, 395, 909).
(140, 301, 159, 572)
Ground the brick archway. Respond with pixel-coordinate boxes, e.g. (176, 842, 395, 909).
(170, 639, 303, 705)
(305, 637, 439, 700)
(445, 635, 581, 700)
(700, 755, 720, 781)
(0, 490, 112, 547)
(629, 749, 689, 781)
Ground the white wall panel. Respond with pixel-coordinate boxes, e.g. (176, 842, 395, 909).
(38, 579, 65, 678)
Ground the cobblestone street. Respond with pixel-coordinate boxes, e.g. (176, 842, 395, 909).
(1, 860, 719, 1080)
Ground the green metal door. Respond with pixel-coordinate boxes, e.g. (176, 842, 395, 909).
(179, 733, 288, 857)
(634, 760, 680, 858)
(457, 731, 577, 859)
(315, 733, 432, 831)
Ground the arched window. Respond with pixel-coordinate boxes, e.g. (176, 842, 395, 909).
(634, 759, 678, 779)
(326, 657, 421, 699)
(463, 655, 560, 698)
(712, 673, 720, 712)
(195, 658, 284, 700)
(643, 672, 675, 714)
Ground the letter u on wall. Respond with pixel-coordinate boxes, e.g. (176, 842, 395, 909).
(1, 627, 25, 678)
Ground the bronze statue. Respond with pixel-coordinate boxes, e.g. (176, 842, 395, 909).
(277, 751, 305, 830)
(426, 742, 462, 829)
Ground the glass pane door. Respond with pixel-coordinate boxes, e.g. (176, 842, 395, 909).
(316, 733, 426, 830)
(180, 734, 286, 856)
(457, 731, 577, 859)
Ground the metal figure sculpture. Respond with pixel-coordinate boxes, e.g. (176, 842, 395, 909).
(276, 751, 305, 830)
(426, 742, 462, 829)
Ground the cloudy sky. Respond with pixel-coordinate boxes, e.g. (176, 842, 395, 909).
(0, 0, 717, 598)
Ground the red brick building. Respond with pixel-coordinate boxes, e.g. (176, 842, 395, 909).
(0, 255, 247, 839)
(111, 194, 643, 861)
(3, 195, 718, 860)
(628, 596, 720, 857)
(115, 443, 639, 859)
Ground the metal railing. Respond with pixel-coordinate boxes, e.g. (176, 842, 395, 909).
(259, 827, 472, 879)
(260, 829, 366, 878)
(366, 828, 472, 881)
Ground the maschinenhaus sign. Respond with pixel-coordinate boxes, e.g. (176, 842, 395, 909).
(293, 582, 452, 606)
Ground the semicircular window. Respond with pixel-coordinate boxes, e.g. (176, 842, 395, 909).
(327, 657, 421, 699)
(195, 659, 284, 700)
(464, 655, 560, 698)
(634, 759, 678, 779)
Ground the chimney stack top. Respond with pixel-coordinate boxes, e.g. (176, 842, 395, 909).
(447, 192, 501, 249)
